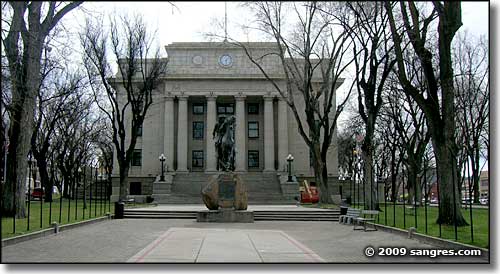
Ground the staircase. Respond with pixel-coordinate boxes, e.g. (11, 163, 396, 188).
(152, 172, 295, 205)
(254, 210, 340, 221)
(123, 208, 340, 221)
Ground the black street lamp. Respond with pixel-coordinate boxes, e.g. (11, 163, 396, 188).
(286, 154, 294, 182)
(159, 154, 166, 181)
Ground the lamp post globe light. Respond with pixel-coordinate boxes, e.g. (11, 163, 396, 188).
(159, 153, 166, 182)
(286, 154, 294, 182)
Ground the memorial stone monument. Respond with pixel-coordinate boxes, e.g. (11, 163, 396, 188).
(198, 116, 254, 222)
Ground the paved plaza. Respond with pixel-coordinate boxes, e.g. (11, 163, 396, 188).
(1, 205, 489, 263)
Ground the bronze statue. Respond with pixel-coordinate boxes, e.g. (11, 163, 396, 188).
(212, 115, 236, 171)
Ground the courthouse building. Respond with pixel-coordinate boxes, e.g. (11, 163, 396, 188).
(110, 42, 340, 203)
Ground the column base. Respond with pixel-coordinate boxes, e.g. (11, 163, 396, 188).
(204, 169, 219, 174)
(175, 169, 189, 173)
(263, 169, 276, 173)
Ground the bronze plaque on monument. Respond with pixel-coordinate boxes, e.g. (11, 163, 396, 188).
(218, 176, 235, 208)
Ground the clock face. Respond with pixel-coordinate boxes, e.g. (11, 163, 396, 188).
(192, 55, 203, 65)
(219, 54, 233, 67)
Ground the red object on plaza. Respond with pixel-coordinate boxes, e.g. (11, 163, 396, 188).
(300, 186, 319, 203)
(31, 188, 44, 200)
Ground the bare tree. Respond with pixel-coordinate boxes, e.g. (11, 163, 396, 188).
(81, 14, 166, 202)
(337, 129, 356, 181)
(51, 92, 95, 198)
(377, 108, 404, 203)
(31, 66, 86, 202)
(94, 119, 114, 181)
(1, 1, 82, 217)
(454, 33, 489, 204)
(387, 89, 430, 206)
(338, 2, 397, 210)
(385, 1, 467, 225)
(222, 2, 356, 203)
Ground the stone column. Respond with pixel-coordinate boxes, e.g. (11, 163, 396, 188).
(235, 95, 247, 171)
(176, 96, 188, 172)
(263, 95, 275, 171)
(277, 98, 289, 172)
(205, 95, 217, 172)
(163, 96, 175, 172)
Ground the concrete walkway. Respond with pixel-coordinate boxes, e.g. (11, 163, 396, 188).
(127, 227, 324, 263)
(1, 205, 489, 263)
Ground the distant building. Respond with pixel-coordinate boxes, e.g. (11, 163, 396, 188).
(479, 170, 489, 197)
(461, 170, 489, 200)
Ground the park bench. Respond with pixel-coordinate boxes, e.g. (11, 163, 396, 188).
(339, 208, 361, 224)
(353, 210, 380, 232)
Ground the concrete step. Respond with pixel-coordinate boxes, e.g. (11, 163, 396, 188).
(122, 209, 339, 221)
(167, 172, 289, 205)
(123, 215, 195, 219)
(254, 217, 338, 221)
(153, 183, 172, 194)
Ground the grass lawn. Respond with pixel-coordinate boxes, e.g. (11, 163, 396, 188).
(2, 196, 114, 240)
(364, 203, 489, 249)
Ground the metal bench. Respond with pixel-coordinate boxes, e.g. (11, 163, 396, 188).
(353, 210, 380, 231)
(339, 208, 361, 224)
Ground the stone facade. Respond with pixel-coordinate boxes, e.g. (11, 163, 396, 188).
(110, 42, 340, 201)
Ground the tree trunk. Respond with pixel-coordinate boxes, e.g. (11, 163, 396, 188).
(312, 144, 331, 204)
(433, 142, 468, 226)
(390, 148, 397, 202)
(63, 175, 70, 198)
(118, 165, 130, 202)
(1, 96, 35, 218)
(36, 158, 53, 202)
(471, 146, 481, 204)
(406, 164, 423, 207)
(362, 128, 378, 210)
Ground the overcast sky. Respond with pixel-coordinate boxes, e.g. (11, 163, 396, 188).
(70, 1, 489, 50)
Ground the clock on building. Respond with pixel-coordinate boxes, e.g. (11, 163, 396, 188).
(219, 54, 233, 67)
(192, 55, 203, 65)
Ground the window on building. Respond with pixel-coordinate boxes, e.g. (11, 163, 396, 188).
(217, 103, 234, 115)
(248, 121, 259, 138)
(135, 124, 143, 137)
(132, 149, 142, 166)
(193, 121, 204, 139)
(248, 103, 259, 114)
(192, 150, 204, 167)
(129, 182, 142, 195)
(248, 151, 259, 168)
(193, 103, 204, 114)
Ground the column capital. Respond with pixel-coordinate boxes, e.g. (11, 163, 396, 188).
(235, 95, 246, 101)
(263, 94, 275, 101)
(206, 95, 217, 101)
(278, 96, 288, 103)
(177, 95, 189, 101)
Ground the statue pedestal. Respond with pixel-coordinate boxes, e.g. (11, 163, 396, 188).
(198, 172, 253, 222)
(201, 173, 248, 210)
(196, 209, 254, 223)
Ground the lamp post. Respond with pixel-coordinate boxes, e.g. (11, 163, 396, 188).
(286, 154, 294, 182)
(159, 154, 166, 181)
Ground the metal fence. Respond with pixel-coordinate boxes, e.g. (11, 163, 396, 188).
(338, 174, 488, 248)
(5, 164, 113, 237)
